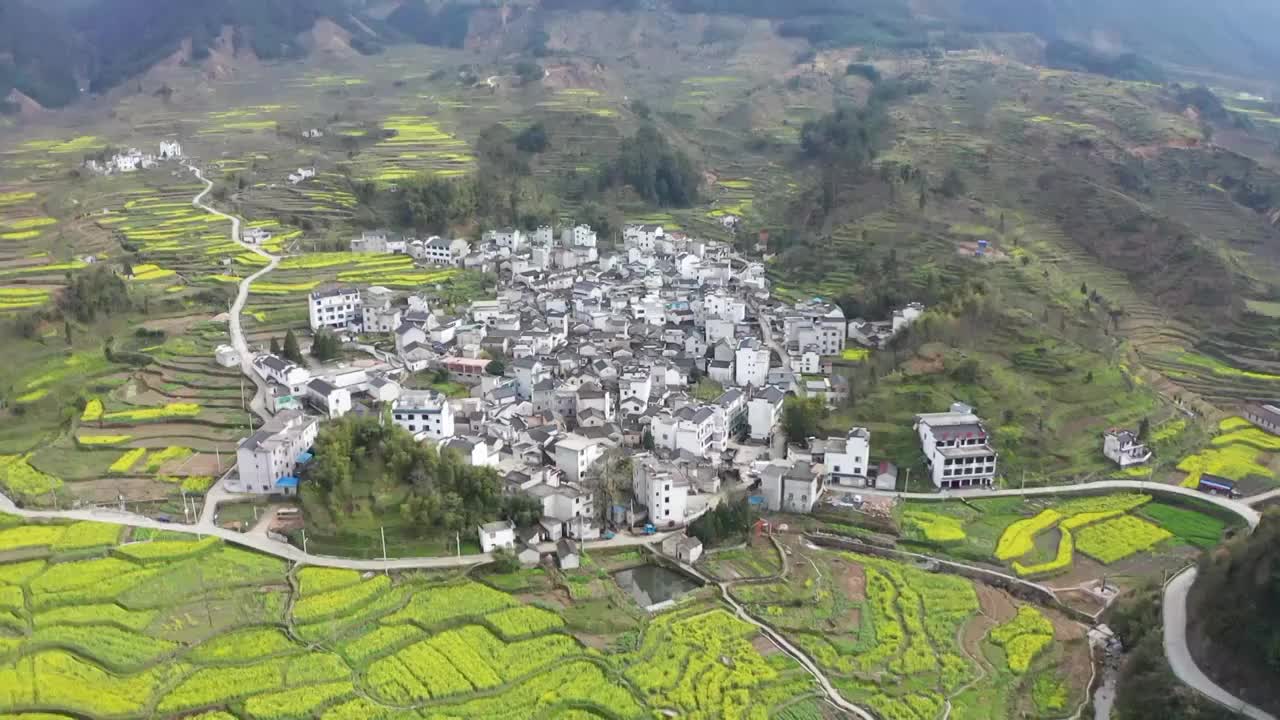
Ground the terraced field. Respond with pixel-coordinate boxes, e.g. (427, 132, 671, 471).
(890, 492, 1233, 587)
(730, 542, 1090, 720)
(0, 513, 820, 720)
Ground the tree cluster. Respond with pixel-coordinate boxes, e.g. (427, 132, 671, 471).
(1107, 584, 1241, 720)
(603, 125, 701, 207)
(382, 0, 474, 49)
(57, 265, 130, 323)
(782, 396, 826, 445)
(688, 497, 753, 547)
(1044, 40, 1165, 83)
(310, 329, 341, 361)
(303, 415, 540, 535)
(800, 103, 888, 169)
(1187, 511, 1280, 698)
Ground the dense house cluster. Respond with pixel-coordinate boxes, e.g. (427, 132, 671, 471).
(232, 221, 956, 558)
(83, 140, 184, 175)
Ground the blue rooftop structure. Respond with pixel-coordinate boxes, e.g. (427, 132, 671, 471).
(296, 451, 313, 464)
(275, 476, 299, 489)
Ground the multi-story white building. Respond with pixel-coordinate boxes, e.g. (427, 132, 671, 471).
(420, 237, 471, 266)
(308, 287, 362, 331)
(563, 224, 597, 249)
(553, 434, 608, 485)
(484, 228, 525, 252)
(391, 390, 455, 441)
(651, 405, 723, 459)
(632, 455, 689, 529)
(1102, 429, 1152, 468)
(915, 403, 998, 489)
(784, 303, 847, 357)
(233, 410, 319, 495)
(159, 140, 183, 159)
(350, 230, 406, 254)
(821, 428, 871, 486)
(252, 354, 311, 391)
(705, 292, 746, 323)
(511, 356, 551, 399)
(624, 224, 663, 253)
(748, 386, 786, 441)
(759, 460, 820, 513)
(735, 338, 771, 387)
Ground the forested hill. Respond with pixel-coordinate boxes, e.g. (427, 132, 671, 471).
(1188, 510, 1280, 715)
(0, 0, 382, 109)
(4, 0, 1280, 112)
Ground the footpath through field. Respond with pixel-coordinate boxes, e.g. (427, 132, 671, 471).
(188, 164, 279, 422)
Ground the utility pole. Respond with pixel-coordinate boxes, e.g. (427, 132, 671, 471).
(1021, 470, 1026, 492)
(301, 528, 308, 555)
(380, 525, 387, 561)
(456, 531, 461, 558)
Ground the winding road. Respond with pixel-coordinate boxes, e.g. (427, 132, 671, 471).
(188, 164, 279, 421)
(5, 473, 1268, 717)
(1164, 568, 1276, 720)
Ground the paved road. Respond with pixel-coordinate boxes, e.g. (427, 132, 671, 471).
(1244, 486, 1280, 507)
(825, 479, 1261, 529)
(188, 164, 279, 422)
(1163, 568, 1277, 720)
(0, 489, 679, 570)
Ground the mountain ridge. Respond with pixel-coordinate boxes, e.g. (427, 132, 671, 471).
(4, 0, 1280, 113)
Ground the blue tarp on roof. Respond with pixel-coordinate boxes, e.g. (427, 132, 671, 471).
(275, 476, 299, 489)
(296, 452, 313, 464)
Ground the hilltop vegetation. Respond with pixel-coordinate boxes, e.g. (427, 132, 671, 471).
(1187, 510, 1280, 715)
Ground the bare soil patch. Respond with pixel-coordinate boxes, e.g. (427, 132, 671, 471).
(975, 582, 1019, 624)
(752, 634, 782, 655)
(1055, 588, 1106, 618)
(842, 561, 866, 602)
(66, 476, 172, 504)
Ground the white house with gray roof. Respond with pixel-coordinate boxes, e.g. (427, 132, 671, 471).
(915, 403, 998, 489)
(233, 410, 319, 495)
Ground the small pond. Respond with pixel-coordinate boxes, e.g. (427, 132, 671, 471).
(613, 565, 700, 610)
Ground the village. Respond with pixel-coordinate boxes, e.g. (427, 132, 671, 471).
(212, 213, 1060, 565)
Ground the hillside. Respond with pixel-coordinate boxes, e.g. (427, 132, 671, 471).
(1187, 510, 1280, 715)
(5, 0, 1280, 112)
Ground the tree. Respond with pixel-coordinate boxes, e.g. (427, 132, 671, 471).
(57, 265, 130, 323)
(689, 497, 752, 548)
(283, 329, 304, 365)
(514, 60, 542, 85)
(489, 547, 520, 572)
(642, 428, 655, 451)
(605, 125, 701, 207)
(1080, 282, 1089, 295)
(782, 396, 824, 445)
(270, 336, 281, 355)
(515, 122, 549, 153)
(485, 359, 505, 376)
(939, 168, 965, 198)
(311, 330, 341, 361)
(63, 320, 72, 345)
(1137, 417, 1150, 440)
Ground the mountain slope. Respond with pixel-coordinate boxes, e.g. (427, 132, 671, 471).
(0, 0, 86, 109)
(0, 0, 388, 108)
